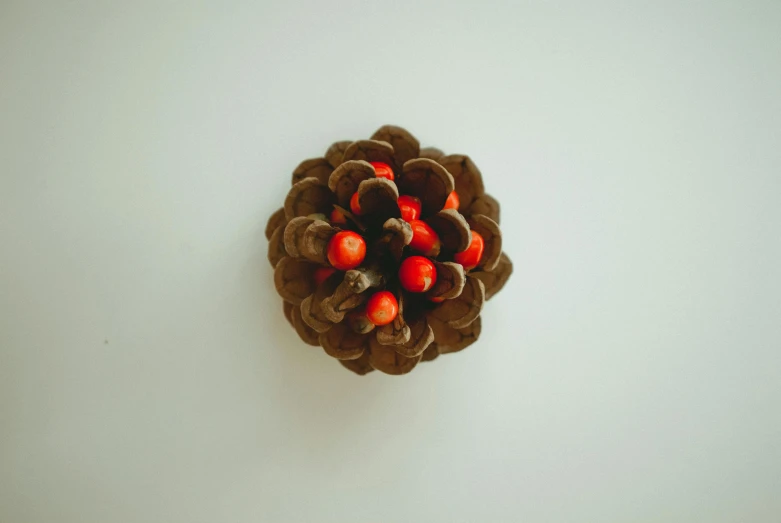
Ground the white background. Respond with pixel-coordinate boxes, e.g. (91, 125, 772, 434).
(1, 1, 780, 522)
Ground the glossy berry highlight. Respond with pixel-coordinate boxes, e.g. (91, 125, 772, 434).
(397, 195, 422, 222)
(327, 231, 366, 270)
(365, 291, 399, 326)
(408, 219, 441, 257)
(399, 256, 437, 293)
(370, 162, 394, 181)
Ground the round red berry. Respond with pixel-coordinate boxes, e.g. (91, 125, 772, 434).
(370, 161, 394, 181)
(350, 192, 362, 215)
(399, 256, 437, 293)
(408, 219, 441, 256)
(330, 208, 347, 225)
(454, 230, 484, 270)
(327, 231, 366, 270)
(313, 267, 337, 286)
(365, 291, 399, 326)
(444, 190, 460, 210)
(398, 195, 422, 222)
(429, 296, 445, 303)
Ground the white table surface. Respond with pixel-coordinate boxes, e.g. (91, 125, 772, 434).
(2, 1, 780, 522)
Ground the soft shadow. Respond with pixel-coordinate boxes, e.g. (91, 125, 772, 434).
(243, 218, 395, 449)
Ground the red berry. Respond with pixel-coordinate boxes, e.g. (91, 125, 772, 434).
(327, 231, 366, 270)
(350, 192, 362, 215)
(454, 230, 484, 270)
(444, 191, 460, 210)
(330, 208, 347, 225)
(408, 219, 441, 256)
(313, 267, 336, 286)
(399, 256, 437, 293)
(370, 162, 394, 181)
(365, 291, 399, 326)
(398, 195, 422, 222)
(429, 296, 445, 303)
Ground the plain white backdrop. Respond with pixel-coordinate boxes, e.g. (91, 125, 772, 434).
(1, 1, 780, 522)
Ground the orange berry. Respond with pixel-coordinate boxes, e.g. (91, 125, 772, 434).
(370, 162, 394, 181)
(408, 219, 441, 256)
(350, 192, 362, 215)
(444, 191, 460, 210)
(313, 267, 337, 286)
(454, 230, 484, 270)
(330, 208, 347, 225)
(365, 291, 399, 326)
(398, 195, 422, 222)
(399, 256, 437, 293)
(327, 231, 366, 270)
(429, 296, 445, 303)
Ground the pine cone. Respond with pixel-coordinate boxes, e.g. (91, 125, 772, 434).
(266, 125, 512, 375)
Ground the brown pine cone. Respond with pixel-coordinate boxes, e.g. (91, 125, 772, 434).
(266, 125, 512, 375)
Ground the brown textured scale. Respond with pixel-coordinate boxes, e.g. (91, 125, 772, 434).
(425, 209, 472, 253)
(426, 262, 466, 301)
(472, 252, 513, 300)
(420, 343, 440, 362)
(345, 309, 375, 334)
(320, 271, 375, 323)
(267, 226, 287, 268)
(290, 304, 321, 346)
(418, 147, 445, 161)
(283, 217, 316, 258)
(267, 125, 512, 375)
(368, 337, 421, 375)
(320, 323, 370, 360)
(343, 266, 385, 293)
(428, 315, 482, 354)
(339, 350, 374, 375)
(357, 177, 400, 220)
(467, 214, 502, 271)
(300, 220, 337, 265)
(371, 125, 420, 169)
(274, 257, 316, 305)
(341, 139, 395, 166)
(377, 218, 412, 261)
(392, 317, 434, 358)
(284, 178, 334, 220)
(398, 158, 454, 216)
(292, 158, 333, 186)
(328, 160, 375, 207)
(265, 207, 287, 240)
(429, 276, 485, 329)
(466, 193, 500, 223)
(325, 140, 352, 168)
(438, 154, 485, 211)
(300, 271, 343, 333)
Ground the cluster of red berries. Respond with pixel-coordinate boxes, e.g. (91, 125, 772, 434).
(317, 161, 486, 329)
